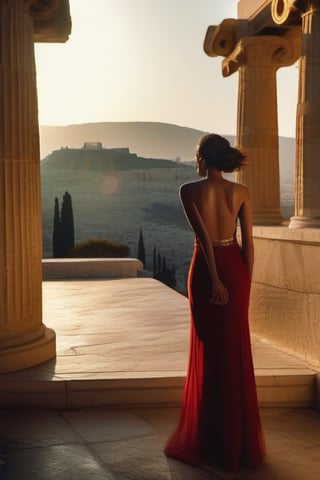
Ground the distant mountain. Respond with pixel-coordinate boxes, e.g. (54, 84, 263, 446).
(40, 122, 211, 162)
(39, 121, 295, 183)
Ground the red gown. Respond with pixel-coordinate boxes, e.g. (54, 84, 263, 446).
(164, 238, 265, 472)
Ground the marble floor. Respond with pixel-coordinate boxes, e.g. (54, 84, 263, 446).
(1, 405, 320, 479)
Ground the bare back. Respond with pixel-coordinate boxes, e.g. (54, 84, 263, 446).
(180, 177, 246, 241)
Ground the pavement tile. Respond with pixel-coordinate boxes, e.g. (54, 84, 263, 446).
(133, 407, 180, 436)
(244, 449, 320, 480)
(92, 434, 222, 479)
(109, 455, 217, 480)
(262, 408, 320, 448)
(91, 434, 165, 464)
(0, 444, 113, 480)
(0, 407, 320, 480)
(61, 409, 153, 443)
(0, 408, 80, 449)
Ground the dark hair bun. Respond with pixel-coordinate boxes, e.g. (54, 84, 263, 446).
(197, 134, 246, 172)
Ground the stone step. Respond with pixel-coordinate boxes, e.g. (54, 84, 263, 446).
(0, 370, 316, 409)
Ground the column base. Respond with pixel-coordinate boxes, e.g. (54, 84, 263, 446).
(253, 211, 284, 226)
(289, 216, 320, 229)
(0, 326, 56, 373)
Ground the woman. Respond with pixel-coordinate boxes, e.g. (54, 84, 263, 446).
(164, 134, 265, 472)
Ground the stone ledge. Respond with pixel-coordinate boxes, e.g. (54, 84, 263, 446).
(256, 370, 316, 408)
(0, 372, 316, 409)
(253, 225, 320, 244)
(42, 258, 143, 280)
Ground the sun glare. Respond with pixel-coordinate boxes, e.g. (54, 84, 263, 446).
(99, 175, 119, 196)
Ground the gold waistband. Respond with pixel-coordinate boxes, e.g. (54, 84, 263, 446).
(195, 236, 236, 247)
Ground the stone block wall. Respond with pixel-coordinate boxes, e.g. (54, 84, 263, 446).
(250, 227, 320, 369)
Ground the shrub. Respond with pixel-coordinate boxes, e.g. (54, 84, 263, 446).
(67, 238, 129, 258)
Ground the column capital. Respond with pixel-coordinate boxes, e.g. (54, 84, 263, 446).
(204, 18, 249, 58)
(222, 33, 300, 77)
(24, 0, 71, 43)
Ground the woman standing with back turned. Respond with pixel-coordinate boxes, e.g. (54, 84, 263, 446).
(164, 134, 265, 472)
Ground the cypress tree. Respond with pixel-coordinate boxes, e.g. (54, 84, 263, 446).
(52, 197, 64, 258)
(52, 192, 75, 258)
(61, 191, 75, 255)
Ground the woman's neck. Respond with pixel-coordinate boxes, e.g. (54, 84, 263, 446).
(206, 168, 223, 181)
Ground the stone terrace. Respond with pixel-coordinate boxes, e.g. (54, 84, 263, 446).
(0, 277, 316, 409)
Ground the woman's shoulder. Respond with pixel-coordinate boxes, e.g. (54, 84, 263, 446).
(179, 179, 205, 196)
(228, 180, 249, 197)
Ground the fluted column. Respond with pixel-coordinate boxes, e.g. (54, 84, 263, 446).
(222, 35, 299, 225)
(0, 0, 56, 372)
(290, 2, 320, 228)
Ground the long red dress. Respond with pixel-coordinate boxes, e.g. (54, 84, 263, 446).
(164, 238, 265, 472)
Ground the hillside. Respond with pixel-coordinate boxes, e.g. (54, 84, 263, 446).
(41, 152, 198, 293)
(40, 122, 214, 162)
(40, 121, 295, 183)
(41, 145, 190, 172)
(40, 123, 295, 292)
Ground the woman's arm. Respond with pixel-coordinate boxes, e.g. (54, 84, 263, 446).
(180, 184, 229, 305)
(238, 187, 254, 277)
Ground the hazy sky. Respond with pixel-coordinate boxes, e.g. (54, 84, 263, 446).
(34, 0, 298, 137)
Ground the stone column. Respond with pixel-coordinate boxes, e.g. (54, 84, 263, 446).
(289, 2, 320, 228)
(222, 35, 299, 225)
(0, 0, 55, 373)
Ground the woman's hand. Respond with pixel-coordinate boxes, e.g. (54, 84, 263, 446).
(210, 279, 229, 306)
